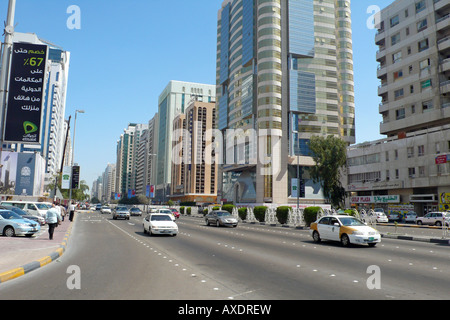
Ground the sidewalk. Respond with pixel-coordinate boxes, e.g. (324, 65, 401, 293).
(0, 215, 75, 284)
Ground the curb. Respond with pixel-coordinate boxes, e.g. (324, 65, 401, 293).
(0, 220, 75, 284)
(381, 233, 450, 245)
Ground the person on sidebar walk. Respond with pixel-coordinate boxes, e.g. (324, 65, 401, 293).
(45, 203, 62, 240)
(69, 201, 76, 222)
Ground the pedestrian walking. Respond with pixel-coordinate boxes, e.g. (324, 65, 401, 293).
(69, 201, 76, 221)
(45, 203, 61, 240)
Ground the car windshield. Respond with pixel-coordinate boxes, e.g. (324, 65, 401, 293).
(0, 211, 23, 220)
(130, 208, 141, 211)
(338, 217, 365, 226)
(151, 215, 172, 221)
(117, 207, 127, 210)
(35, 203, 49, 209)
(159, 210, 172, 214)
(216, 211, 231, 216)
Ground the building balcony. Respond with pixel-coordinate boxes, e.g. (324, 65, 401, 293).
(441, 58, 450, 72)
(441, 80, 450, 94)
(436, 14, 450, 32)
(438, 36, 450, 52)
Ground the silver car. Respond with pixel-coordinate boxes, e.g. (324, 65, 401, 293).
(113, 206, 130, 220)
(0, 210, 41, 237)
(205, 210, 238, 228)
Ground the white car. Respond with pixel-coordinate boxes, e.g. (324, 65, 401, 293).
(100, 206, 111, 214)
(143, 214, 178, 236)
(403, 212, 417, 223)
(374, 213, 388, 223)
(416, 212, 450, 227)
(310, 215, 381, 247)
(155, 208, 176, 221)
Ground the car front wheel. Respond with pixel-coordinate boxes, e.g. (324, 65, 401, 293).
(312, 231, 321, 243)
(4, 226, 15, 237)
(341, 234, 350, 247)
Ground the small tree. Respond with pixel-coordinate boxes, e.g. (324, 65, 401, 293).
(308, 135, 348, 208)
(238, 207, 247, 220)
(303, 206, 321, 226)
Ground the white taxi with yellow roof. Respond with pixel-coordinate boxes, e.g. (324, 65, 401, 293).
(310, 215, 381, 247)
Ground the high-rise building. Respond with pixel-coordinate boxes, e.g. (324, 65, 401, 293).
(155, 80, 216, 202)
(115, 123, 148, 198)
(216, 0, 355, 205)
(170, 99, 218, 204)
(375, 0, 450, 136)
(345, 0, 450, 215)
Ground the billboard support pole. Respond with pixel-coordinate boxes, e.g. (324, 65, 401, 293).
(0, 0, 16, 170)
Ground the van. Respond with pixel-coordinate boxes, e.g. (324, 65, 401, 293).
(0, 201, 51, 218)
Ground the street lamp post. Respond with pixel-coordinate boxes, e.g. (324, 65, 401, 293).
(69, 109, 85, 205)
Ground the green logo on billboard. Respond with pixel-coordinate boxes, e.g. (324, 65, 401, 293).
(23, 121, 38, 134)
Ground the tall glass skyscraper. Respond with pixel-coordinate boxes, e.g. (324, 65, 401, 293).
(216, 0, 355, 205)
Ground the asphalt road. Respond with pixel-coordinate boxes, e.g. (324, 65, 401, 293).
(1, 210, 450, 300)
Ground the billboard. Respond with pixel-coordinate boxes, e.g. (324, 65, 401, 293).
(3, 42, 48, 144)
(0, 152, 45, 196)
(62, 166, 72, 190)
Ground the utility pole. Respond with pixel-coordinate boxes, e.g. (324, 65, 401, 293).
(0, 0, 16, 167)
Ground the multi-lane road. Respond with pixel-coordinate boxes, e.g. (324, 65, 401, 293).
(1, 210, 450, 300)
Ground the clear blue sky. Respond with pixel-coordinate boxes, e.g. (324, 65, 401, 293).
(0, 0, 394, 190)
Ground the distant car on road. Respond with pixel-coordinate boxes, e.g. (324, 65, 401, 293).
(155, 208, 176, 221)
(205, 210, 238, 228)
(310, 215, 381, 247)
(0, 210, 41, 237)
(100, 206, 112, 214)
(143, 213, 178, 236)
(169, 208, 180, 219)
(416, 212, 450, 227)
(95, 204, 102, 211)
(113, 206, 130, 220)
(130, 207, 143, 216)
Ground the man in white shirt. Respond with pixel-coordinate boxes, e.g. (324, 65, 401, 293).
(45, 203, 62, 240)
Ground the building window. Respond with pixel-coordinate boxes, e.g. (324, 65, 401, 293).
(390, 15, 399, 27)
(392, 51, 402, 63)
(418, 39, 429, 52)
(418, 145, 425, 156)
(396, 108, 405, 120)
(417, 19, 427, 32)
(408, 167, 415, 178)
(407, 147, 414, 158)
(391, 33, 401, 46)
(394, 88, 404, 100)
(421, 79, 432, 91)
(415, 0, 426, 13)
(422, 100, 433, 112)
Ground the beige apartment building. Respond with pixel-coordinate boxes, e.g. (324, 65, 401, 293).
(346, 0, 450, 215)
(170, 100, 218, 204)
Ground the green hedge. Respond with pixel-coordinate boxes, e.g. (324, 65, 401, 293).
(253, 206, 267, 222)
(186, 207, 191, 215)
(276, 206, 291, 225)
(180, 206, 185, 215)
(303, 206, 322, 227)
(238, 207, 247, 220)
(222, 204, 235, 213)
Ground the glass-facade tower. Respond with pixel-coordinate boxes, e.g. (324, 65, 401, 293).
(216, 0, 355, 205)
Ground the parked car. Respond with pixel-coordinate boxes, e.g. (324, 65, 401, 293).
(130, 207, 143, 216)
(95, 204, 102, 211)
(100, 206, 112, 214)
(387, 211, 402, 221)
(0, 201, 50, 217)
(170, 208, 180, 219)
(205, 210, 238, 228)
(143, 213, 178, 236)
(310, 215, 381, 247)
(0, 205, 45, 225)
(0, 209, 41, 237)
(416, 212, 450, 227)
(403, 212, 417, 223)
(113, 206, 130, 220)
(374, 212, 389, 223)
